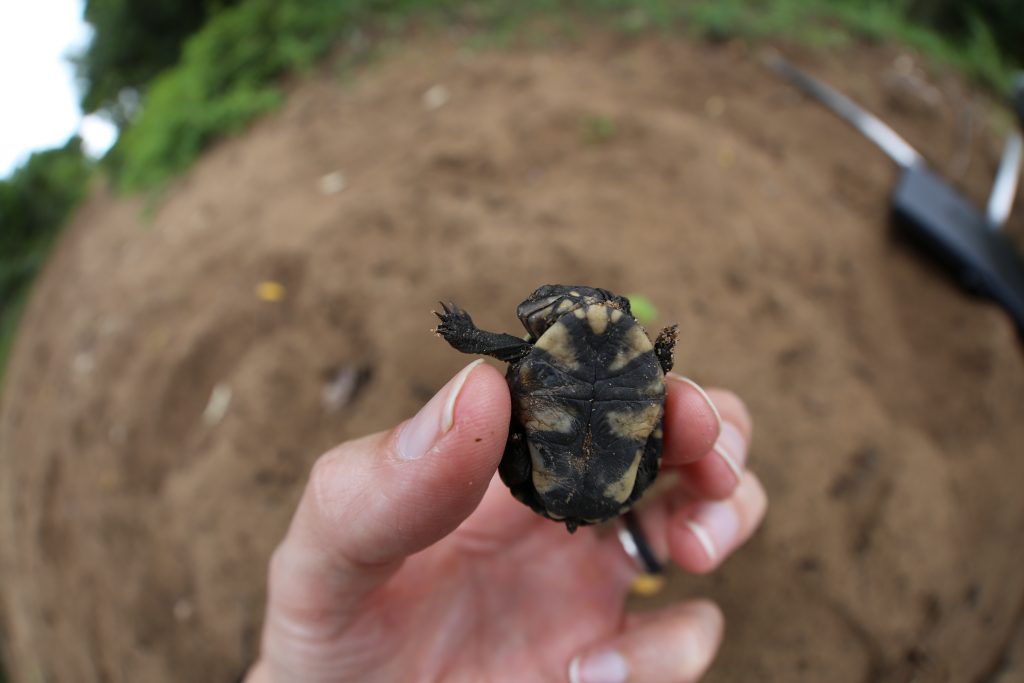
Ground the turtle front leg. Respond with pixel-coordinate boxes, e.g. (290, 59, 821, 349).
(654, 324, 679, 374)
(434, 302, 533, 363)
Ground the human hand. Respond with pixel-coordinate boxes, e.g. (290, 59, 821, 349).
(244, 360, 767, 683)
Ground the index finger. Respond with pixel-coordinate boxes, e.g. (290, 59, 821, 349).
(661, 374, 723, 466)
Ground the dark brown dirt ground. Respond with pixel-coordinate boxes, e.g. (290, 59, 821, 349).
(2, 29, 1024, 682)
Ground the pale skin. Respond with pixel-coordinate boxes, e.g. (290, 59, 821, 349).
(245, 361, 768, 683)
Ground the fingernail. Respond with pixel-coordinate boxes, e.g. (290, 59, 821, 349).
(569, 650, 630, 683)
(667, 374, 722, 433)
(683, 500, 740, 563)
(713, 421, 747, 484)
(397, 359, 483, 460)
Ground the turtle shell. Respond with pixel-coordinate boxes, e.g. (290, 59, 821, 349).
(503, 301, 666, 527)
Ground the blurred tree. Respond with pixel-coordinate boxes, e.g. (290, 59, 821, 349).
(905, 0, 1022, 65)
(74, 0, 240, 124)
(0, 138, 91, 307)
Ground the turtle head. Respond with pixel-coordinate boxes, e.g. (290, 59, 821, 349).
(516, 284, 632, 339)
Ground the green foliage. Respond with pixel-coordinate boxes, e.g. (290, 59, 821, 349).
(581, 115, 617, 144)
(76, 0, 241, 123)
(674, 0, 1017, 91)
(107, 0, 1023, 192)
(0, 138, 92, 378)
(112, 0, 403, 190)
(0, 0, 1019, 381)
(815, 0, 1014, 90)
(0, 139, 92, 292)
(0, 286, 30, 383)
(627, 294, 659, 325)
(904, 0, 1023, 67)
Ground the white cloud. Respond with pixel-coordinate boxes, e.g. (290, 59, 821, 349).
(0, 0, 117, 178)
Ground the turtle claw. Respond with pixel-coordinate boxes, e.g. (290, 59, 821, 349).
(434, 302, 476, 343)
(433, 301, 533, 362)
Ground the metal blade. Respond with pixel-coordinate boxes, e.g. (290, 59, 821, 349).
(764, 52, 924, 169)
(987, 131, 1023, 230)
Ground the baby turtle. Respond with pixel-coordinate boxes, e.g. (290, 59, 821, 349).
(435, 285, 678, 532)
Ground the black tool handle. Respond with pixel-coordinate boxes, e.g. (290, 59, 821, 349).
(892, 166, 1024, 337)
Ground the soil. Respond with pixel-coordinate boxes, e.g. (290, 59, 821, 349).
(3, 28, 1024, 683)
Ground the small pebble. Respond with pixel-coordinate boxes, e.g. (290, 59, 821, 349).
(322, 366, 361, 414)
(202, 383, 232, 426)
(318, 171, 347, 195)
(423, 84, 451, 111)
(72, 352, 95, 376)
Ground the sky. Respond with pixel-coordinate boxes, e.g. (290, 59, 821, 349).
(0, 0, 117, 178)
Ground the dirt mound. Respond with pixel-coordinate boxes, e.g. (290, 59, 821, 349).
(3, 30, 1024, 682)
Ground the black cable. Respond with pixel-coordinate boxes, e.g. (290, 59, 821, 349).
(623, 510, 663, 575)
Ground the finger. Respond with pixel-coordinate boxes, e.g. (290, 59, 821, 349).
(264, 360, 510, 639)
(602, 471, 768, 578)
(568, 600, 724, 683)
(667, 471, 768, 574)
(455, 471, 547, 545)
(661, 375, 722, 466)
(706, 388, 752, 440)
(674, 388, 753, 499)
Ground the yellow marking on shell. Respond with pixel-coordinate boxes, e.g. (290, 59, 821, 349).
(603, 447, 645, 503)
(535, 321, 579, 370)
(557, 298, 576, 314)
(586, 304, 610, 335)
(573, 307, 586, 319)
(606, 404, 662, 442)
(522, 402, 575, 434)
(570, 290, 580, 296)
(643, 377, 666, 397)
(609, 324, 654, 371)
(533, 467, 561, 495)
(528, 442, 560, 495)
(610, 309, 623, 322)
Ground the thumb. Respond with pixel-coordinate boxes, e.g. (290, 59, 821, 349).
(264, 359, 509, 638)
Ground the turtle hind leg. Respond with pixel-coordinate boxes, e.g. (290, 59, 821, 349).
(654, 324, 679, 374)
(434, 302, 533, 363)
